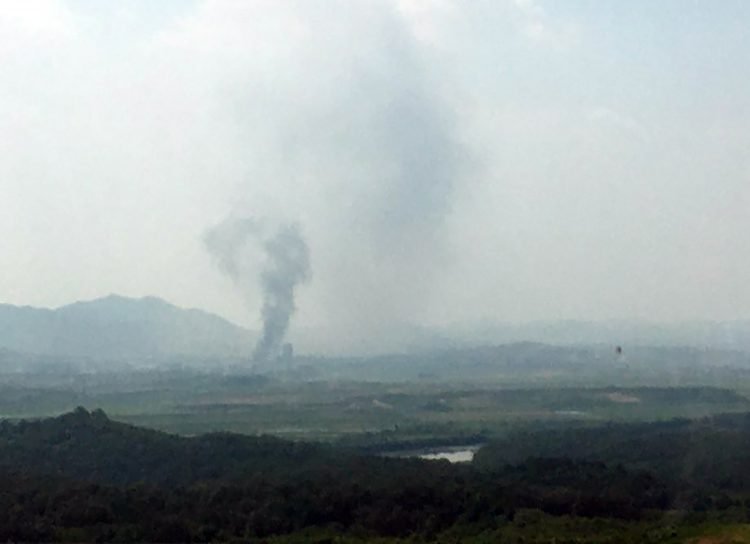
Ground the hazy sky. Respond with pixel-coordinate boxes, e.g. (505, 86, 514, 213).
(2, 1, 750, 341)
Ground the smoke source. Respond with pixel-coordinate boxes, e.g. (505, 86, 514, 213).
(204, 217, 311, 363)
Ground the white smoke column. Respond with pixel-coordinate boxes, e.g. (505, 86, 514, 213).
(204, 217, 311, 363)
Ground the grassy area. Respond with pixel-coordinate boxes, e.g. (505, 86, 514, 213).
(3, 372, 750, 445)
(264, 515, 750, 543)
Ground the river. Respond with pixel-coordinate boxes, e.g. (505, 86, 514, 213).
(383, 444, 484, 463)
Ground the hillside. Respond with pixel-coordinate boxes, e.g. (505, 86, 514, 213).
(474, 411, 750, 492)
(3, 409, 750, 541)
(0, 407, 338, 486)
(0, 295, 254, 362)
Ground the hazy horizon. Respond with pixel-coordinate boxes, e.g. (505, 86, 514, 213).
(7, 291, 750, 326)
(7, 290, 750, 323)
(3, 1, 750, 351)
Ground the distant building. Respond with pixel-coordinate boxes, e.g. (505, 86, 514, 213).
(280, 343, 294, 367)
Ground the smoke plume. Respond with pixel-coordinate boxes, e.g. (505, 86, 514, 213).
(204, 217, 311, 363)
(195, 2, 469, 353)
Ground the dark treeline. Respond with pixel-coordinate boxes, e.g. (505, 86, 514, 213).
(475, 413, 750, 492)
(2, 408, 750, 542)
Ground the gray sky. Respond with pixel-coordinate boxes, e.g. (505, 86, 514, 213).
(2, 0, 750, 342)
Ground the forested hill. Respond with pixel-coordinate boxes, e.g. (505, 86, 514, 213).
(4, 409, 750, 541)
(0, 295, 253, 362)
(0, 407, 339, 486)
(475, 412, 750, 491)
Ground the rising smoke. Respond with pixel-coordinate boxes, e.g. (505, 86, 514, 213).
(204, 217, 311, 363)
(201, 1, 469, 353)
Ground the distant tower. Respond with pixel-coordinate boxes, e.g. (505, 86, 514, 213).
(615, 345, 628, 371)
(280, 342, 294, 367)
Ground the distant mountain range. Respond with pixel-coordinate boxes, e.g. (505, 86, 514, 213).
(445, 318, 750, 353)
(1, 295, 750, 369)
(0, 295, 254, 364)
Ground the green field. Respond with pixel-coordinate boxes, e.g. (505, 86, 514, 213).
(3, 365, 750, 446)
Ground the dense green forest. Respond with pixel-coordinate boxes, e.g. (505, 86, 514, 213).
(2, 408, 750, 542)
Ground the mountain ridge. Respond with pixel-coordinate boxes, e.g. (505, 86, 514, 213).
(3, 294, 750, 365)
(0, 295, 254, 362)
